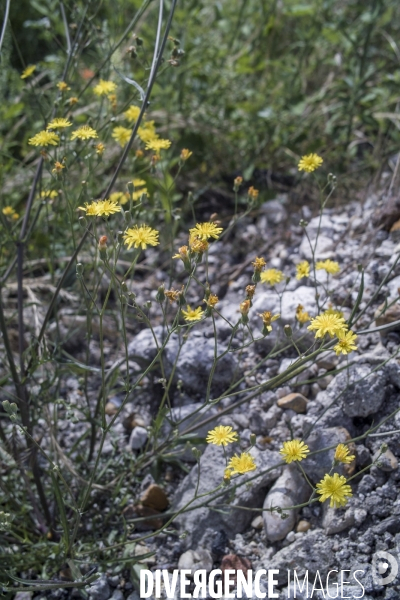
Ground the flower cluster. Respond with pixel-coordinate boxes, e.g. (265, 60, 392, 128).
(307, 309, 358, 355)
(206, 426, 256, 480)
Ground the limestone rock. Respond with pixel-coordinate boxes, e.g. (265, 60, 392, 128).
(329, 364, 386, 418)
(129, 426, 148, 450)
(263, 465, 310, 542)
(373, 447, 398, 472)
(177, 548, 213, 573)
(303, 427, 356, 483)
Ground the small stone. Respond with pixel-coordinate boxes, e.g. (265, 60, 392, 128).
(177, 548, 213, 573)
(277, 392, 308, 413)
(129, 426, 148, 450)
(316, 352, 338, 371)
(296, 520, 311, 533)
(105, 402, 118, 416)
(220, 554, 252, 594)
(88, 574, 110, 600)
(251, 515, 264, 529)
(122, 504, 163, 530)
(373, 448, 398, 472)
(111, 591, 124, 600)
(140, 484, 169, 511)
(375, 302, 400, 331)
(286, 531, 296, 543)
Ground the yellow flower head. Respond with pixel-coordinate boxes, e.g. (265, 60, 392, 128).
(204, 294, 219, 308)
(206, 425, 238, 446)
(145, 138, 172, 152)
(316, 259, 340, 275)
(252, 257, 266, 272)
(227, 452, 257, 475)
(260, 269, 285, 286)
(112, 126, 132, 147)
(316, 473, 352, 508)
(69, 96, 79, 105)
(334, 330, 358, 356)
(52, 161, 65, 174)
(240, 300, 251, 315)
(248, 186, 259, 200)
(296, 260, 310, 280)
(96, 142, 105, 155)
(79, 202, 99, 216)
(189, 222, 223, 241)
(180, 148, 193, 161)
(57, 81, 71, 92)
(124, 105, 141, 122)
(246, 285, 256, 300)
(138, 122, 158, 144)
(258, 311, 280, 332)
(29, 130, 60, 147)
(172, 245, 189, 261)
(308, 311, 347, 339)
(280, 439, 309, 464)
(21, 65, 36, 79)
(41, 190, 58, 199)
(298, 153, 323, 173)
(109, 192, 129, 205)
(97, 199, 121, 217)
(93, 79, 117, 96)
(123, 225, 160, 250)
(2, 206, 16, 217)
(334, 443, 355, 465)
(71, 125, 98, 141)
(47, 118, 72, 130)
(189, 236, 209, 254)
(181, 305, 204, 322)
(296, 304, 311, 324)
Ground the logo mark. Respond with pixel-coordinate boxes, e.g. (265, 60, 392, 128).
(372, 551, 398, 585)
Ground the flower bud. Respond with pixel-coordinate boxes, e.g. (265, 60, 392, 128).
(156, 285, 165, 303)
(284, 324, 292, 338)
(233, 176, 243, 192)
(250, 433, 257, 446)
(76, 263, 83, 277)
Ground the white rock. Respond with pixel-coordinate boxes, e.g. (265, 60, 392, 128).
(129, 426, 148, 450)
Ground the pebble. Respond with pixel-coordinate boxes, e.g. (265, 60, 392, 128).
(251, 515, 264, 529)
(140, 484, 169, 511)
(129, 426, 148, 450)
(373, 447, 398, 472)
(277, 392, 308, 413)
(296, 520, 311, 532)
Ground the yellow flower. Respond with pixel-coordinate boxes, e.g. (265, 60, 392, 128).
(240, 300, 251, 315)
(41, 190, 58, 199)
(258, 311, 280, 332)
(172, 246, 189, 261)
(296, 304, 311, 324)
(334, 330, 358, 356)
(69, 96, 79, 105)
(21, 65, 36, 79)
(180, 148, 192, 161)
(204, 294, 219, 308)
(137, 121, 158, 144)
(181, 305, 204, 322)
(298, 153, 323, 173)
(57, 81, 71, 92)
(189, 236, 209, 253)
(334, 444, 355, 465)
(112, 126, 132, 147)
(316, 473, 352, 508)
(47, 118, 72, 130)
(29, 130, 60, 147)
(124, 105, 141, 122)
(2, 206, 16, 217)
(260, 269, 285, 286)
(109, 192, 129, 205)
(71, 125, 98, 140)
(95, 142, 105, 155)
(189, 222, 223, 241)
(227, 452, 256, 475)
(252, 257, 266, 272)
(279, 439, 309, 464)
(316, 259, 340, 275)
(145, 138, 172, 152)
(246, 285, 256, 300)
(93, 79, 117, 96)
(308, 312, 347, 339)
(296, 260, 310, 280)
(96, 199, 121, 216)
(52, 161, 65, 174)
(206, 426, 238, 446)
(248, 186, 259, 200)
(79, 202, 98, 216)
(123, 225, 160, 250)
